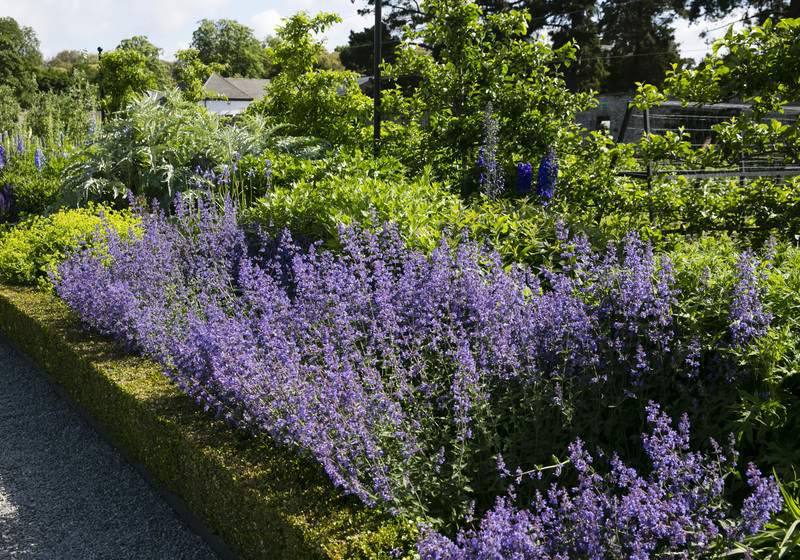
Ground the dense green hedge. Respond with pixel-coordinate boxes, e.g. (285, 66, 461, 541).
(0, 283, 414, 560)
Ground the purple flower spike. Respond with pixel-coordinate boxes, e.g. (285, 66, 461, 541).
(536, 147, 558, 200)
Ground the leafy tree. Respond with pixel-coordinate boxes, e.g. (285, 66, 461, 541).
(0, 17, 43, 68)
(34, 66, 72, 94)
(47, 50, 85, 72)
(338, 25, 402, 75)
(0, 84, 21, 131)
(354, 0, 687, 94)
(98, 48, 154, 115)
(381, 0, 594, 191)
(547, 0, 607, 92)
(248, 11, 372, 148)
(172, 48, 228, 103)
(314, 49, 346, 72)
(600, 0, 683, 92)
(0, 18, 39, 106)
(190, 19, 267, 78)
(118, 36, 173, 90)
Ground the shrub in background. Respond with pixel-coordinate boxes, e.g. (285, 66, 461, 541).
(249, 151, 463, 251)
(246, 12, 372, 150)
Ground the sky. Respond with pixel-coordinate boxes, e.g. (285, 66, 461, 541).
(1, 0, 747, 64)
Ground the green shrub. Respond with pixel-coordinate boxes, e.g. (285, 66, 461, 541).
(249, 151, 462, 251)
(0, 203, 139, 290)
(0, 85, 21, 132)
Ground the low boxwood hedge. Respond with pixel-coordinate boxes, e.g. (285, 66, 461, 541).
(0, 283, 412, 560)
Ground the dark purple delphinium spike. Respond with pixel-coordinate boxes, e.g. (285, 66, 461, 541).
(0, 145, 5, 171)
(0, 183, 14, 214)
(516, 163, 532, 194)
(16, 134, 24, 155)
(34, 148, 43, 171)
(535, 147, 557, 201)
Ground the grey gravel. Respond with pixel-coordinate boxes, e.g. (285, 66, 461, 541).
(0, 335, 226, 559)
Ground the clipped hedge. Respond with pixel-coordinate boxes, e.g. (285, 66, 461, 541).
(0, 283, 412, 560)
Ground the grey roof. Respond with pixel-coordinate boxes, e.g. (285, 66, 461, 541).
(225, 77, 270, 100)
(203, 73, 270, 101)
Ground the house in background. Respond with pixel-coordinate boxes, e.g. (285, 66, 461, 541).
(200, 73, 270, 116)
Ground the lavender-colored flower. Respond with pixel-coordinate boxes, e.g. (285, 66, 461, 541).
(418, 402, 781, 560)
(536, 147, 558, 200)
(730, 249, 771, 348)
(516, 163, 532, 194)
(16, 135, 24, 155)
(0, 145, 5, 171)
(264, 160, 272, 188)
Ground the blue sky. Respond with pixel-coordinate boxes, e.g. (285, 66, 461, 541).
(1, 0, 745, 63)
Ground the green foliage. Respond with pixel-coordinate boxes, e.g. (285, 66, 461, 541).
(0, 17, 42, 68)
(190, 19, 266, 79)
(338, 26, 401, 75)
(117, 36, 173, 91)
(448, 198, 564, 269)
(607, 20, 800, 242)
(0, 146, 66, 218)
(172, 48, 228, 103)
(0, 204, 139, 289)
(249, 151, 463, 251)
(58, 90, 291, 209)
(23, 80, 99, 143)
(0, 34, 38, 108)
(0, 84, 21, 131)
(248, 12, 372, 150)
(267, 12, 342, 79)
(98, 48, 155, 116)
(381, 0, 595, 192)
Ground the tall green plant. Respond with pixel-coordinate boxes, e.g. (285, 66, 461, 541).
(58, 90, 289, 209)
(381, 0, 596, 192)
(247, 12, 372, 150)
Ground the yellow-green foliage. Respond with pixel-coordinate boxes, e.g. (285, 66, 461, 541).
(0, 204, 140, 289)
(252, 162, 463, 252)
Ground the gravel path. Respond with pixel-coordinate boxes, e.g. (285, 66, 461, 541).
(0, 334, 229, 559)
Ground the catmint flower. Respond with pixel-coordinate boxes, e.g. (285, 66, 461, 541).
(34, 148, 43, 170)
(516, 163, 532, 194)
(536, 146, 558, 200)
(730, 250, 771, 348)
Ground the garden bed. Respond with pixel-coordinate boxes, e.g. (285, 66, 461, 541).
(0, 283, 407, 560)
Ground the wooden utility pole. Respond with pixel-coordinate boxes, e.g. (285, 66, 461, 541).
(373, 0, 382, 156)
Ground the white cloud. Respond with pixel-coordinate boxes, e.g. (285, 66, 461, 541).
(251, 10, 284, 39)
